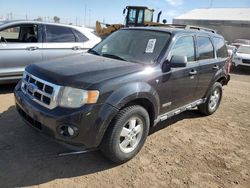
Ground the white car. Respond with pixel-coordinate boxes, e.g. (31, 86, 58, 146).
(233, 45, 250, 67)
(0, 20, 101, 83)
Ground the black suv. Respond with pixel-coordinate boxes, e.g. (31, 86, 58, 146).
(14, 26, 230, 163)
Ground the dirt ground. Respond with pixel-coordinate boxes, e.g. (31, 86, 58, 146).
(0, 69, 249, 188)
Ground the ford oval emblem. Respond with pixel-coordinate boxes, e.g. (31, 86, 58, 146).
(28, 83, 37, 94)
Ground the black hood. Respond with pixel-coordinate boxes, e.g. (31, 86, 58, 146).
(26, 53, 144, 88)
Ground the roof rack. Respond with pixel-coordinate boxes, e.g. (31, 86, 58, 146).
(160, 24, 217, 33)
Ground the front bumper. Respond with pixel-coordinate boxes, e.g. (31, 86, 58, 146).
(14, 82, 118, 148)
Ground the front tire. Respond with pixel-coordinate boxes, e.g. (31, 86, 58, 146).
(101, 105, 150, 163)
(198, 82, 223, 116)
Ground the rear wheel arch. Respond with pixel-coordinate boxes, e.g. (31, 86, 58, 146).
(216, 76, 227, 86)
(204, 74, 227, 98)
(198, 82, 222, 115)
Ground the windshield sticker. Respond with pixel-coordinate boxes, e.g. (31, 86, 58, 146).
(145, 39, 156, 53)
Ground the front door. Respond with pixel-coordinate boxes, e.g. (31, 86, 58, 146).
(159, 35, 198, 114)
(0, 24, 42, 79)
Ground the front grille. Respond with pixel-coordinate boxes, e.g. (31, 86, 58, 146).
(21, 71, 61, 109)
(242, 59, 250, 64)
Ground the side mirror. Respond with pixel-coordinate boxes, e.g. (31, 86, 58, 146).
(170, 55, 187, 68)
(123, 8, 126, 15)
(0, 35, 7, 47)
(162, 19, 167, 24)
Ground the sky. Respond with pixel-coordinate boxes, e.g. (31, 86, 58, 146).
(0, 0, 250, 27)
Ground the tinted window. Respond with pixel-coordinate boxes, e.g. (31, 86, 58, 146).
(171, 36, 195, 62)
(197, 37, 214, 60)
(46, 25, 76, 42)
(213, 37, 228, 58)
(73, 29, 89, 42)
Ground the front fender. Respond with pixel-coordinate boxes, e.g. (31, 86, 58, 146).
(105, 82, 160, 117)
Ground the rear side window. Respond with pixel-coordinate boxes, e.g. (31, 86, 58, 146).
(171, 36, 195, 62)
(197, 36, 214, 60)
(213, 37, 228, 58)
(46, 25, 76, 42)
(72, 29, 89, 42)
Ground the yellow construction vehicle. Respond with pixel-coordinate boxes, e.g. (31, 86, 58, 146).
(96, 6, 166, 37)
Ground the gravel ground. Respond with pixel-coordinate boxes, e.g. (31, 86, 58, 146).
(0, 70, 249, 188)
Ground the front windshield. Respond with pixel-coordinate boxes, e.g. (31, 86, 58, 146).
(237, 46, 250, 54)
(91, 29, 170, 64)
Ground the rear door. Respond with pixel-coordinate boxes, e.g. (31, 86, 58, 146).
(195, 35, 221, 99)
(42, 25, 85, 61)
(159, 35, 199, 114)
(0, 24, 42, 79)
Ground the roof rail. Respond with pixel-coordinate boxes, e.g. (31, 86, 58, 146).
(160, 24, 217, 33)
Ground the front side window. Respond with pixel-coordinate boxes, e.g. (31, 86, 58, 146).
(46, 25, 76, 42)
(197, 36, 214, 60)
(213, 37, 228, 58)
(170, 36, 195, 62)
(0, 24, 38, 43)
(91, 30, 170, 64)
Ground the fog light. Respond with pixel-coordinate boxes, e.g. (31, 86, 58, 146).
(67, 126, 74, 136)
(59, 125, 78, 138)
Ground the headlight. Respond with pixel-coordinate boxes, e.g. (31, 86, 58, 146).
(59, 87, 99, 108)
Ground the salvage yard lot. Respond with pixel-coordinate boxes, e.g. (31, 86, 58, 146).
(0, 71, 249, 188)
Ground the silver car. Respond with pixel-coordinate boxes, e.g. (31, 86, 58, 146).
(0, 20, 101, 83)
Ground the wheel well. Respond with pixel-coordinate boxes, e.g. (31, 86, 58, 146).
(216, 77, 227, 86)
(122, 98, 156, 127)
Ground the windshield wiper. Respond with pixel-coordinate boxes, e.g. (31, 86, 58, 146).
(88, 49, 100, 56)
(102, 53, 127, 61)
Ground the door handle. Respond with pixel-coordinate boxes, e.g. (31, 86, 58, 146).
(72, 46, 81, 51)
(212, 65, 219, 70)
(26, 46, 38, 51)
(189, 70, 197, 76)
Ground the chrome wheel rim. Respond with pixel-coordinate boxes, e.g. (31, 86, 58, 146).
(209, 88, 220, 110)
(119, 117, 143, 153)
